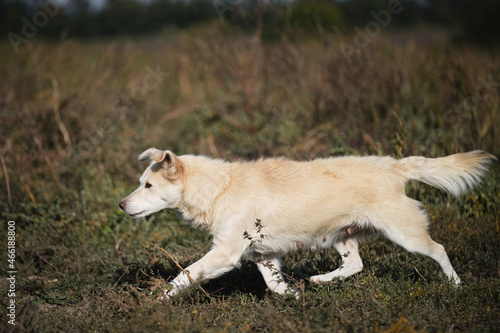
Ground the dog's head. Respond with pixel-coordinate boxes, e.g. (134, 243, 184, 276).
(119, 148, 184, 218)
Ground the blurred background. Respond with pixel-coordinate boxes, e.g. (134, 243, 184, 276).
(0, 1, 499, 331)
(1, 0, 500, 42)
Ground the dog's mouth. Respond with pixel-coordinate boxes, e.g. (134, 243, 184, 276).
(129, 211, 145, 217)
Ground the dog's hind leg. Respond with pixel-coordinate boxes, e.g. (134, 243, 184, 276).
(310, 238, 363, 283)
(256, 252, 296, 296)
(383, 202, 461, 285)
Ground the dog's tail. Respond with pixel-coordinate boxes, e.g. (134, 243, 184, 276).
(397, 150, 497, 197)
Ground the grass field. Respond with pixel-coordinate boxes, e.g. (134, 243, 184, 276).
(0, 25, 499, 332)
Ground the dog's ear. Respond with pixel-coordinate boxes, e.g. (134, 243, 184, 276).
(159, 150, 180, 177)
(139, 148, 182, 179)
(138, 148, 163, 162)
(155, 150, 176, 166)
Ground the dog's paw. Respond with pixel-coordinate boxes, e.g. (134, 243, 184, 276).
(310, 274, 336, 284)
(309, 275, 321, 284)
(286, 289, 300, 300)
(149, 290, 170, 303)
(148, 283, 177, 303)
(159, 289, 172, 303)
(449, 274, 461, 287)
(162, 282, 178, 300)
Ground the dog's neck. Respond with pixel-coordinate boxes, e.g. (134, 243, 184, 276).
(174, 155, 231, 229)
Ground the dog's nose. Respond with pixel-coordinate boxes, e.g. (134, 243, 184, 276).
(119, 201, 126, 210)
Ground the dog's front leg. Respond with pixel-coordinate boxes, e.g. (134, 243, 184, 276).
(165, 242, 246, 299)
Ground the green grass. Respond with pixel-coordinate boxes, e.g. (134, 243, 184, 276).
(0, 26, 499, 332)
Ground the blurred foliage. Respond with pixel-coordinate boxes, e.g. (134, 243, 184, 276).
(1, 0, 500, 44)
(288, 0, 343, 36)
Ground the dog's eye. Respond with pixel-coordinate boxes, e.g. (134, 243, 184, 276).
(145, 182, 152, 189)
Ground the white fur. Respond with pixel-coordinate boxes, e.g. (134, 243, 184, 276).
(119, 149, 496, 298)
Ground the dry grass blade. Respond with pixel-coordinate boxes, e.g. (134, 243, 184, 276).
(0, 155, 12, 210)
(0, 139, 12, 209)
(31, 129, 62, 192)
(49, 73, 72, 151)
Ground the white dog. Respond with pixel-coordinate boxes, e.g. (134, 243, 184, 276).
(119, 149, 496, 298)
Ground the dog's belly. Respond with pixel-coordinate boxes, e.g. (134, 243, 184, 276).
(249, 217, 373, 255)
(252, 230, 341, 254)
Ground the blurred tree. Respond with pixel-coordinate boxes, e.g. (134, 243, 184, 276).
(456, 0, 500, 44)
(288, 0, 343, 35)
(95, 0, 149, 35)
(0, 0, 498, 44)
(0, 0, 27, 36)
